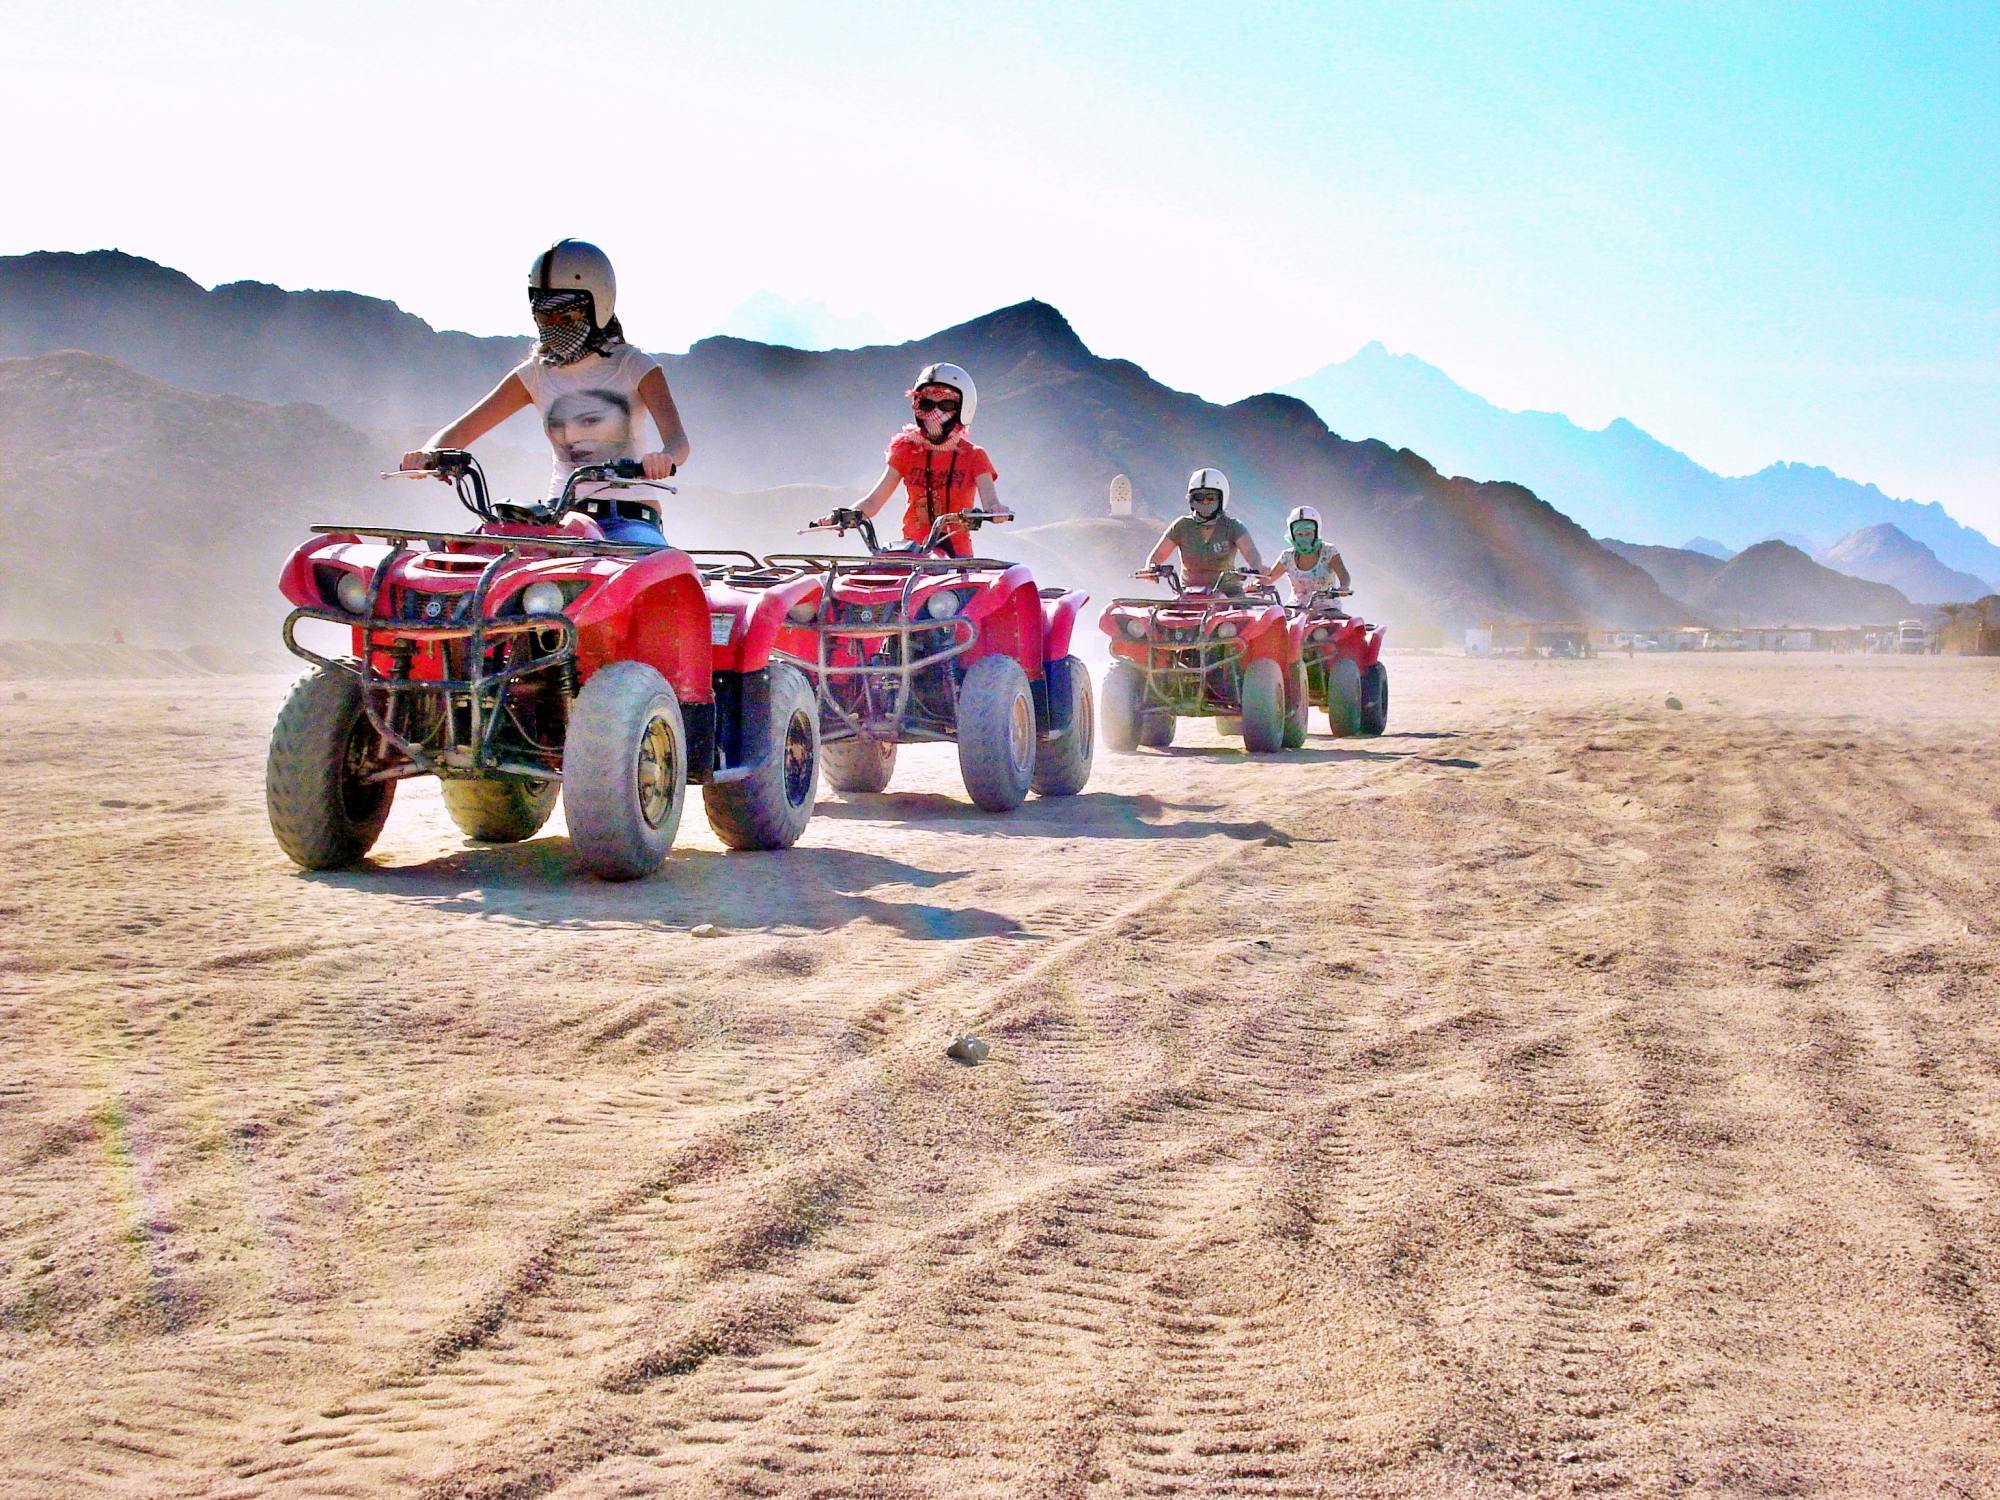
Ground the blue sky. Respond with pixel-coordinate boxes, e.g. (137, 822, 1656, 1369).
(5, 1, 1994, 526)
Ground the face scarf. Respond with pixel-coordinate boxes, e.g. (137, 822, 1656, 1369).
(530, 289, 597, 366)
(1290, 524, 1320, 556)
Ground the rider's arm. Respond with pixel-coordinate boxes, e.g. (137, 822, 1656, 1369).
(1146, 521, 1182, 568)
(853, 467, 901, 520)
(1259, 549, 1292, 586)
(1235, 529, 1267, 574)
(1328, 550, 1352, 589)
(400, 372, 531, 468)
(637, 366, 691, 479)
(973, 471, 1008, 519)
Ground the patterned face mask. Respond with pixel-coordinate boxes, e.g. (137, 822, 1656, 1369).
(530, 290, 596, 366)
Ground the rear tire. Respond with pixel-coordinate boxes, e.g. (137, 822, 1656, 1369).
(1282, 661, 1309, 749)
(1241, 658, 1286, 754)
(440, 777, 557, 843)
(1138, 712, 1176, 748)
(1031, 656, 1094, 797)
(957, 655, 1036, 812)
(1101, 661, 1146, 753)
(822, 736, 896, 793)
(267, 668, 395, 869)
(563, 661, 686, 881)
(703, 664, 820, 849)
(1358, 661, 1389, 737)
(1324, 657, 1363, 737)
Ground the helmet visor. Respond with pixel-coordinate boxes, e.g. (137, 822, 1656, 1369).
(1188, 487, 1224, 508)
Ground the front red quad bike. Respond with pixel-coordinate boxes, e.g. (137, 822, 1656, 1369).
(266, 450, 819, 880)
(1097, 565, 1308, 754)
(704, 509, 1093, 813)
(1291, 586, 1388, 737)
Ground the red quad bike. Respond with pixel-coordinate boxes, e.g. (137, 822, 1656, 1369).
(700, 509, 1093, 812)
(265, 450, 821, 880)
(1098, 564, 1310, 754)
(1291, 586, 1388, 737)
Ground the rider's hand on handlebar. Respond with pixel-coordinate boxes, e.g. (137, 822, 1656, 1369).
(813, 506, 864, 531)
(398, 449, 443, 476)
(639, 451, 677, 481)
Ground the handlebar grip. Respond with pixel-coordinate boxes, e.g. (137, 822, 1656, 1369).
(610, 458, 645, 479)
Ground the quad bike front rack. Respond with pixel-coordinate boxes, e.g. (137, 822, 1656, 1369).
(720, 552, 1015, 745)
(281, 526, 626, 783)
(1108, 585, 1282, 715)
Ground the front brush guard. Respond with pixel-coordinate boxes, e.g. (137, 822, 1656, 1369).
(1108, 593, 1263, 715)
(282, 536, 573, 783)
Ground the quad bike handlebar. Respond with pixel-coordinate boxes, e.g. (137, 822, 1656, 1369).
(387, 451, 674, 528)
(803, 507, 1014, 558)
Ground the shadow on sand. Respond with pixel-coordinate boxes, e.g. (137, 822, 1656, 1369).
(812, 789, 1293, 844)
(309, 840, 1028, 939)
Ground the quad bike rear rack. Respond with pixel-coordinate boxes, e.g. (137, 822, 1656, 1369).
(1109, 587, 1280, 714)
(283, 534, 578, 783)
(720, 553, 1014, 744)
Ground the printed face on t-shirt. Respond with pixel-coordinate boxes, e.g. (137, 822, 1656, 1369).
(544, 389, 634, 466)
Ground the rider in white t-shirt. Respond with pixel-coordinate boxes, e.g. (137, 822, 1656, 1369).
(1262, 505, 1351, 604)
(399, 240, 689, 544)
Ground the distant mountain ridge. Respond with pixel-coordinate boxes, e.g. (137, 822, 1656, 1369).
(1281, 342, 2000, 584)
(0, 250, 1691, 634)
(1819, 523, 1991, 605)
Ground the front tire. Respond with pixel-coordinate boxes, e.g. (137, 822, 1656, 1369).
(1138, 711, 1176, 748)
(1031, 656, 1094, 797)
(267, 668, 395, 870)
(1282, 661, 1309, 750)
(1240, 658, 1286, 754)
(822, 736, 896, 794)
(957, 654, 1036, 812)
(703, 664, 820, 850)
(440, 778, 558, 843)
(1358, 661, 1389, 737)
(1324, 657, 1363, 737)
(1101, 660, 1146, 753)
(563, 661, 686, 881)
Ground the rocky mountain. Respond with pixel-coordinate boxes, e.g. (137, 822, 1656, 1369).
(1684, 541, 1914, 627)
(1681, 536, 1732, 560)
(0, 251, 1691, 635)
(1281, 342, 2000, 583)
(0, 352, 459, 644)
(1818, 523, 1992, 605)
(1598, 540, 1724, 607)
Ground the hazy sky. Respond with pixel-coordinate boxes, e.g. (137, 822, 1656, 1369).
(6, 1, 1995, 526)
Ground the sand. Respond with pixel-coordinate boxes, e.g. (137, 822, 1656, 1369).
(1, 653, 1996, 1498)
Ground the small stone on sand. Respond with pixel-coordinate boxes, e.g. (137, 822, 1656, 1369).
(690, 922, 721, 938)
(1664, 695, 1683, 710)
(946, 1035, 989, 1065)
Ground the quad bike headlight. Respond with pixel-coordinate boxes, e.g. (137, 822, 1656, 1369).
(787, 599, 820, 624)
(1309, 626, 1331, 642)
(1212, 621, 1239, 639)
(922, 589, 965, 620)
(336, 570, 370, 615)
(1122, 616, 1148, 640)
(520, 581, 567, 616)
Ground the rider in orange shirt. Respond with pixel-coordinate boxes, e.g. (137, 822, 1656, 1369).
(818, 363, 1008, 557)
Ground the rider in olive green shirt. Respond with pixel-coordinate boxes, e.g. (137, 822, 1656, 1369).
(1146, 467, 1265, 588)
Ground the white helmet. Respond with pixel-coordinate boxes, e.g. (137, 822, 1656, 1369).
(1287, 504, 1322, 544)
(1187, 467, 1230, 513)
(913, 362, 977, 429)
(528, 239, 616, 328)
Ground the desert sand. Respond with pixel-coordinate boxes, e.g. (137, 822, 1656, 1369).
(1, 653, 1996, 1498)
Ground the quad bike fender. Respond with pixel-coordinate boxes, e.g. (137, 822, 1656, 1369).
(1361, 625, 1386, 667)
(960, 567, 1044, 677)
(718, 575, 822, 672)
(574, 551, 714, 704)
(1041, 590, 1089, 662)
(279, 534, 388, 609)
(1237, 604, 1294, 657)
